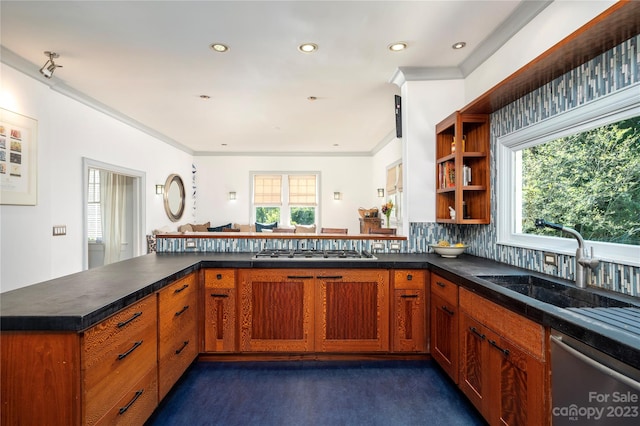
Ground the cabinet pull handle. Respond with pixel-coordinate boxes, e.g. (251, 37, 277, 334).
(316, 276, 343, 279)
(407, 274, 413, 280)
(401, 294, 419, 298)
(175, 340, 190, 355)
(211, 293, 229, 298)
(175, 305, 190, 316)
(118, 389, 144, 415)
(117, 340, 143, 360)
(441, 306, 455, 316)
(488, 339, 510, 356)
(436, 281, 446, 288)
(174, 284, 189, 293)
(287, 275, 314, 279)
(216, 274, 223, 280)
(117, 311, 142, 328)
(470, 327, 486, 340)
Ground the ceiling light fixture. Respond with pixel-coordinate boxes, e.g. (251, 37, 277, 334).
(39, 51, 62, 79)
(210, 43, 229, 53)
(307, 96, 317, 101)
(199, 95, 210, 99)
(452, 41, 467, 50)
(298, 43, 318, 53)
(388, 42, 407, 52)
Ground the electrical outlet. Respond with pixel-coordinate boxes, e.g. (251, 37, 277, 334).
(52, 225, 66, 236)
(373, 242, 384, 250)
(543, 252, 557, 266)
(390, 243, 401, 251)
(185, 240, 197, 248)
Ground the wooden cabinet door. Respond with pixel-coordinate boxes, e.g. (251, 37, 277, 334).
(239, 269, 314, 352)
(204, 269, 237, 353)
(315, 269, 389, 352)
(430, 292, 458, 382)
(489, 336, 547, 426)
(459, 313, 492, 417)
(392, 270, 427, 353)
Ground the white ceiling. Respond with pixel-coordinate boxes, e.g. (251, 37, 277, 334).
(0, 1, 549, 155)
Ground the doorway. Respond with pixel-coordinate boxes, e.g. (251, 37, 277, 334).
(83, 158, 146, 270)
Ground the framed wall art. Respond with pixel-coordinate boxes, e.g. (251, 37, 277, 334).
(0, 108, 38, 205)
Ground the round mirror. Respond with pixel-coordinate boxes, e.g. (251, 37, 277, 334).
(163, 174, 185, 222)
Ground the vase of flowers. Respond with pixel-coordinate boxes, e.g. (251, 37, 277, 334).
(381, 200, 394, 228)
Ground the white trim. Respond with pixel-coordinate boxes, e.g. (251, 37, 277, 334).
(496, 84, 640, 267)
(82, 158, 146, 270)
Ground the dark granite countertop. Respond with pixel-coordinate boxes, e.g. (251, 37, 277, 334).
(2, 252, 638, 369)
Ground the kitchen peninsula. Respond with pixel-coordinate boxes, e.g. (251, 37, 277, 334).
(3, 251, 640, 426)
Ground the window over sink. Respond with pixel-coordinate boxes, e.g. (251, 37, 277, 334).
(496, 85, 640, 266)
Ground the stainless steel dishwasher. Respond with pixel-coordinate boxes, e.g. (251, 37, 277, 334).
(551, 330, 640, 425)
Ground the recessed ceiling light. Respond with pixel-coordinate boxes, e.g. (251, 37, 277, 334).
(210, 43, 229, 53)
(388, 42, 407, 52)
(298, 43, 318, 53)
(452, 41, 466, 50)
(307, 96, 317, 101)
(199, 95, 210, 99)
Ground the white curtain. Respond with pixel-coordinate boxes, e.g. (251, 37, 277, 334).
(100, 171, 128, 265)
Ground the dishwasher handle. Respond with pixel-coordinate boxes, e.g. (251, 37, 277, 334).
(550, 334, 640, 392)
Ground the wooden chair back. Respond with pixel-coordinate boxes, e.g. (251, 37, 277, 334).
(321, 227, 348, 234)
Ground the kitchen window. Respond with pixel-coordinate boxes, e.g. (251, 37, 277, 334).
(497, 86, 640, 266)
(87, 168, 102, 242)
(252, 173, 318, 226)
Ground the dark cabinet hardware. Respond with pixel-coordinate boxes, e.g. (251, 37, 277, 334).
(488, 339, 510, 356)
(216, 274, 223, 280)
(174, 305, 190, 316)
(211, 293, 229, 298)
(118, 389, 144, 415)
(407, 274, 413, 280)
(287, 276, 314, 279)
(117, 340, 143, 360)
(470, 327, 486, 340)
(316, 276, 343, 279)
(400, 294, 419, 299)
(441, 305, 455, 316)
(173, 284, 189, 294)
(436, 281, 446, 288)
(117, 311, 142, 328)
(175, 340, 190, 355)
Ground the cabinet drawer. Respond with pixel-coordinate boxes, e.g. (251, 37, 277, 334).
(459, 288, 545, 360)
(430, 273, 458, 305)
(393, 270, 425, 289)
(205, 269, 236, 289)
(94, 366, 158, 426)
(82, 296, 157, 425)
(158, 274, 197, 316)
(158, 322, 198, 399)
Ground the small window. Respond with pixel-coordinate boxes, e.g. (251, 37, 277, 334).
(87, 168, 102, 242)
(252, 173, 318, 227)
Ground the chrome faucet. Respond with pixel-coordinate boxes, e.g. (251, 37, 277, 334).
(535, 219, 599, 288)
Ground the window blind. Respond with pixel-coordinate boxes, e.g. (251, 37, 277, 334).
(254, 175, 282, 204)
(288, 174, 317, 205)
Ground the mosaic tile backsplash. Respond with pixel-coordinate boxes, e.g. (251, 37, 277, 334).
(158, 36, 640, 297)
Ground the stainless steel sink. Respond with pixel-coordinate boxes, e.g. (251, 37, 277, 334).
(477, 274, 637, 309)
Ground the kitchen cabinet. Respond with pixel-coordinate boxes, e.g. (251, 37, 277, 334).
(391, 270, 428, 353)
(459, 288, 548, 425)
(315, 269, 389, 352)
(157, 273, 198, 400)
(435, 112, 490, 224)
(429, 272, 459, 383)
(238, 269, 315, 352)
(1, 294, 159, 426)
(203, 269, 237, 353)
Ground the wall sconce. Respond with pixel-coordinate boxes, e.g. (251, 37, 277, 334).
(39, 51, 62, 79)
(333, 192, 341, 200)
(228, 191, 236, 200)
(155, 184, 164, 195)
(377, 188, 384, 197)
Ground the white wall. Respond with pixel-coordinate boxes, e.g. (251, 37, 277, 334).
(193, 155, 374, 234)
(0, 65, 193, 292)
